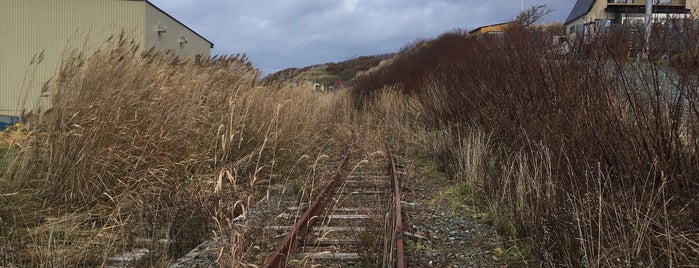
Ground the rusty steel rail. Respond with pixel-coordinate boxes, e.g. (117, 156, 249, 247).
(387, 143, 406, 268)
(263, 153, 350, 268)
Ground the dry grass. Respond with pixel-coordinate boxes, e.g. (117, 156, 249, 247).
(0, 35, 348, 267)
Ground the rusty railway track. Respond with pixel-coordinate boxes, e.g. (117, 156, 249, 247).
(262, 143, 406, 267)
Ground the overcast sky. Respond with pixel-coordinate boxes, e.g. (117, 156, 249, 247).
(149, 0, 576, 74)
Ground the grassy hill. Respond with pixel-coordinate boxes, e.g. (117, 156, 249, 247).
(261, 54, 393, 87)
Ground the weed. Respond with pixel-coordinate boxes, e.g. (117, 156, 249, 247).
(405, 239, 433, 254)
(0, 145, 7, 175)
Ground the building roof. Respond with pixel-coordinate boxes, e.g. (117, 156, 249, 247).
(565, 0, 595, 25)
(145, 1, 214, 48)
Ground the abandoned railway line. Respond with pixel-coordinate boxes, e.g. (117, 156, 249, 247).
(261, 143, 406, 267)
(169, 137, 501, 267)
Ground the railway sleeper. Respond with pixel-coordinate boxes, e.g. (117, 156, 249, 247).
(265, 226, 368, 232)
(287, 206, 383, 213)
(302, 238, 362, 246)
(345, 174, 390, 179)
(296, 252, 362, 261)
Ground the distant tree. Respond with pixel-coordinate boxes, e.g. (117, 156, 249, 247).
(514, 4, 552, 27)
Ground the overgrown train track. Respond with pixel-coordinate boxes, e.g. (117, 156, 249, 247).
(262, 143, 406, 267)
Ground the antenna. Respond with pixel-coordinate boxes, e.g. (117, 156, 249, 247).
(521, 0, 524, 12)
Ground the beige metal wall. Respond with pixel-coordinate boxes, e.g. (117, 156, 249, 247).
(0, 0, 145, 117)
(589, 0, 615, 21)
(1, 0, 212, 118)
(688, 0, 699, 13)
(145, 3, 212, 57)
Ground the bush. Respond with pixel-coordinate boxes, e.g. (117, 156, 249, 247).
(351, 22, 699, 266)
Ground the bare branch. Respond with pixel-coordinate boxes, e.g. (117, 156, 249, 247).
(515, 4, 552, 27)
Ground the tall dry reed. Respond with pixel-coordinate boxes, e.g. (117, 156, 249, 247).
(1, 35, 345, 267)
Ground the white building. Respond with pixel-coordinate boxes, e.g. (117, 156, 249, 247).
(565, 0, 699, 38)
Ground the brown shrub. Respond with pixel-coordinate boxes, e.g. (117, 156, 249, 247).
(351, 22, 699, 266)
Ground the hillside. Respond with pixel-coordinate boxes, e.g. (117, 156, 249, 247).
(261, 54, 393, 87)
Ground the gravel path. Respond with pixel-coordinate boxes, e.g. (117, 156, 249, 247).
(401, 159, 503, 267)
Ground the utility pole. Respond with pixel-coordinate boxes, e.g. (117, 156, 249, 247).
(644, 0, 653, 58)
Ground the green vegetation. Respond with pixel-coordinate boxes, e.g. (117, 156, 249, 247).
(0, 143, 7, 173)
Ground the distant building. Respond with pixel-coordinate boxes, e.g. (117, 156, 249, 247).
(468, 22, 513, 39)
(0, 0, 214, 121)
(565, 0, 699, 39)
(333, 80, 347, 90)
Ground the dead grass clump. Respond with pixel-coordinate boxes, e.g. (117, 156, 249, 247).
(1, 35, 343, 266)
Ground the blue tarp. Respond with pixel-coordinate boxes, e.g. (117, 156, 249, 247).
(0, 116, 20, 130)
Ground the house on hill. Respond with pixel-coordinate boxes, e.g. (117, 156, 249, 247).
(0, 0, 214, 125)
(565, 0, 699, 39)
(469, 22, 513, 39)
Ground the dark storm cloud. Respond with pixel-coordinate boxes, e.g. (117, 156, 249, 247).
(149, 0, 576, 74)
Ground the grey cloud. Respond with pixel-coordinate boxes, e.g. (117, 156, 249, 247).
(149, 0, 576, 74)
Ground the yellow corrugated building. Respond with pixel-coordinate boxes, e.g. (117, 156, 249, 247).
(468, 22, 512, 37)
(0, 0, 213, 119)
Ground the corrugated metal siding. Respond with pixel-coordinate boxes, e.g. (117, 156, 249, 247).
(0, 0, 145, 117)
(478, 23, 510, 34)
(688, 0, 699, 11)
(144, 4, 212, 57)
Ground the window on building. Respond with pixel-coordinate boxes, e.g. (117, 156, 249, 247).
(595, 19, 614, 33)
